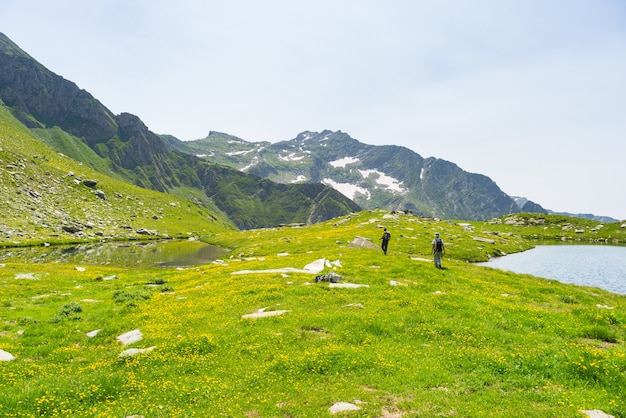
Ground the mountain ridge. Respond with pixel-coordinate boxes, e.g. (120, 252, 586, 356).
(174, 130, 531, 221)
(0, 32, 360, 229)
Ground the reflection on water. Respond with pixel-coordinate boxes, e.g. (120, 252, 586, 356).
(477, 245, 626, 295)
(0, 240, 229, 268)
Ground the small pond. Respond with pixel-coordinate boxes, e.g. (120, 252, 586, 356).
(0, 240, 229, 268)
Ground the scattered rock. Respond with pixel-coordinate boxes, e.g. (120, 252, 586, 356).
(329, 283, 369, 289)
(86, 329, 101, 338)
(119, 346, 156, 358)
(329, 402, 361, 414)
(596, 304, 614, 310)
(82, 179, 98, 188)
(390, 280, 407, 286)
(344, 303, 364, 309)
(242, 307, 291, 319)
(232, 258, 328, 275)
(15, 273, 38, 280)
(62, 225, 81, 234)
(117, 329, 143, 345)
(580, 410, 615, 418)
(94, 190, 106, 200)
(136, 228, 158, 236)
(0, 349, 15, 362)
(348, 236, 379, 249)
(75, 266, 86, 272)
(472, 236, 495, 244)
(315, 273, 343, 283)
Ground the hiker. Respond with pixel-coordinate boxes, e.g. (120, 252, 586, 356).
(380, 227, 391, 255)
(432, 232, 445, 268)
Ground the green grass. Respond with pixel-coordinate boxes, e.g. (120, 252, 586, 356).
(0, 211, 624, 417)
(0, 104, 235, 246)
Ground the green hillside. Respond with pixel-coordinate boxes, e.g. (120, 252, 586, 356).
(0, 104, 234, 246)
(0, 210, 624, 417)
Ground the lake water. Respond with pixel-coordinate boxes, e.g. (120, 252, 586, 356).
(477, 245, 626, 295)
(0, 240, 229, 268)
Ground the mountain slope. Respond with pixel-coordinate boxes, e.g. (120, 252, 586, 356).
(0, 103, 234, 245)
(0, 32, 359, 229)
(180, 130, 522, 220)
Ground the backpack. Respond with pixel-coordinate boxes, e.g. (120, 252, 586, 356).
(384, 231, 391, 240)
(435, 238, 443, 252)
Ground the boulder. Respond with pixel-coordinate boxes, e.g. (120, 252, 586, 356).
(62, 225, 81, 234)
(348, 236, 379, 249)
(330, 402, 361, 414)
(0, 349, 15, 362)
(315, 272, 344, 283)
(117, 329, 143, 345)
(82, 179, 98, 188)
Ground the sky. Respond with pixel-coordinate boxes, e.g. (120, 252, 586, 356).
(2, 0, 625, 220)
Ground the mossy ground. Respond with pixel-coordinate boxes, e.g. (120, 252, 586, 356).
(0, 211, 624, 417)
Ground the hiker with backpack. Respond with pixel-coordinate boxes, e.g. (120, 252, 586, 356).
(380, 227, 391, 255)
(432, 232, 445, 268)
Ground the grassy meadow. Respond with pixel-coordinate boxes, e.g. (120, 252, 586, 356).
(0, 210, 625, 417)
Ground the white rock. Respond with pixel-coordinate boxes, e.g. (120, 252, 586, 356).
(14, 273, 38, 280)
(242, 308, 291, 319)
(303, 258, 326, 273)
(329, 283, 369, 289)
(119, 346, 156, 358)
(580, 410, 615, 418)
(75, 266, 86, 272)
(86, 329, 101, 338)
(329, 402, 361, 414)
(117, 329, 143, 345)
(0, 349, 16, 361)
(390, 280, 407, 286)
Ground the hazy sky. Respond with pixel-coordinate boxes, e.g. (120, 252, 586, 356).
(2, 1, 625, 219)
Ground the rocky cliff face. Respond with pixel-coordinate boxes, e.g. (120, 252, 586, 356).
(0, 33, 359, 229)
(0, 34, 118, 142)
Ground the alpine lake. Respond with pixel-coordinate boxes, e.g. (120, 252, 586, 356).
(477, 244, 626, 295)
(0, 239, 229, 268)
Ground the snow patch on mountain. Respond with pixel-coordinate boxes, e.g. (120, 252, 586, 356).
(359, 169, 407, 194)
(322, 178, 371, 200)
(279, 152, 307, 162)
(226, 149, 255, 156)
(290, 175, 307, 183)
(240, 156, 260, 172)
(329, 157, 360, 168)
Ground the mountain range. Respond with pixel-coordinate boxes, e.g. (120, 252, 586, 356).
(0, 32, 617, 228)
